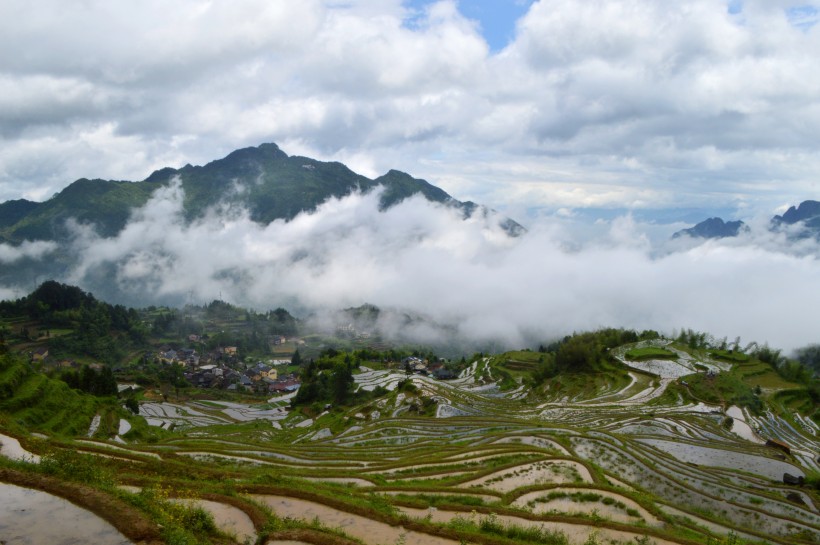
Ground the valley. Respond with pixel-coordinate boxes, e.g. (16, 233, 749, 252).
(1, 304, 818, 545)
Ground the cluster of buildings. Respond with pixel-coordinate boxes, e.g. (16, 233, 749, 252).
(156, 346, 300, 394)
(401, 356, 457, 380)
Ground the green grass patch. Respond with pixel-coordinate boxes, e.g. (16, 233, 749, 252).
(684, 370, 763, 413)
(624, 347, 676, 361)
(709, 349, 750, 363)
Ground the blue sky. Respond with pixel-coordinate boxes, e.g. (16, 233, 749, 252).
(404, 0, 535, 51)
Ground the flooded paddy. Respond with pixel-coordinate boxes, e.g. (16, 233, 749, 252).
(725, 406, 764, 444)
(400, 506, 679, 545)
(659, 504, 757, 540)
(380, 490, 499, 503)
(512, 487, 661, 526)
(140, 402, 230, 428)
(0, 433, 41, 463)
(638, 438, 804, 480)
(490, 435, 570, 454)
(302, 477, 374, 487)
(459, 460, 592, 492)
(0, 482, 132, 545)
(254, 494, 460, 545)
(74, 439, 162, 459)
(178, 451, 276, 466)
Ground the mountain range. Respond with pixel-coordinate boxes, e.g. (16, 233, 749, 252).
(0, 143, 522, 245)
(672, 200, 820, 240)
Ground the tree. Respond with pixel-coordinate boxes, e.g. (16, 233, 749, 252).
(291, 349, 302, 367)
(332, 363, 354, 405)
(125, 397, 139, 415)
(795, 344, 820, 373)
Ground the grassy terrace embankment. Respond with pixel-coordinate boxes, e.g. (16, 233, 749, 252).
(1, 332, 818, 545)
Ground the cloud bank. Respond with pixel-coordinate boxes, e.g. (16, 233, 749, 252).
(0, 240, 58, 264)
(51, 179, 820, 353)
(1, 0, 819, 215)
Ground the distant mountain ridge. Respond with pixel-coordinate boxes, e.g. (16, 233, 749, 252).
(0, 143, 523, 244)
(672, 200, 820, 240)
(771, 200, 820, 232)
(672, 217, 748, 239)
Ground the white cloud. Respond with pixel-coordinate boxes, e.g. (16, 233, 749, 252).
(0, 240, 58, 264)
(53, 180, 820, 353)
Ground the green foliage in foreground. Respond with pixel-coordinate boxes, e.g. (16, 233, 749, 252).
(0, 353, 102, 435)
(446, 512, 571, 545)
(128, 486, 218, 545)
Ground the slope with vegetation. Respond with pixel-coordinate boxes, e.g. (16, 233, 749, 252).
(0, 286, 819, 545)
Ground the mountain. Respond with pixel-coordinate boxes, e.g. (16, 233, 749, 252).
(0, 278, 817, 545)
(0, 143, 522, 244)
(672, 217, 747, 239)
(771, 199, 820, 236)
(672, 199, 820, 240)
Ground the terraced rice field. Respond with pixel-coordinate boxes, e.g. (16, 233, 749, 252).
(1, 343, 818, 545)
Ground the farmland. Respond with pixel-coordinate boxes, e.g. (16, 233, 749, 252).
(1, 332, 818, 545)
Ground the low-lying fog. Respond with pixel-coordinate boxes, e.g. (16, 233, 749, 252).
(2, 179, 818, 352)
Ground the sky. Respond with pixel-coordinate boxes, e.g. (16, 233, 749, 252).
(1, 0, 819, 218)
(2, 1, 820, 353)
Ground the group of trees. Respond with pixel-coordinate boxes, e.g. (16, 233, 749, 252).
(149, 302, 299, 357)
(58, 364, 118, 397)
(292, 358, 356, 408)
(292, 347, 424, 409)
(1, 281, 147, 364)
(532, 328, 660, 384)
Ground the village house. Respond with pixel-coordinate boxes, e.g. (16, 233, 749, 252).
(433, 368, 457, 380)
(30, 347, 49, 362)
(159, 349, 178, 364)
(252, 362, 277, 380)
(269, 375, 300, 394)
(402, 356, 427, 373)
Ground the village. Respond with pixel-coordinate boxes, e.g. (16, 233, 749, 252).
(154, 334, 302, 395)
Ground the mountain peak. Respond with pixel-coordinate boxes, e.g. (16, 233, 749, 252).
(773, 199, 820, 225)
(672, 217, 747, 239)
(222, 142, 288, 163)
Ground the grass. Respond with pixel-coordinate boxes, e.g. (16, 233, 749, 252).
(683, 369, 763, 412)
(624, 347, 677, 361)
(2, 337, 819, 545)
(709, 350, 750, 363)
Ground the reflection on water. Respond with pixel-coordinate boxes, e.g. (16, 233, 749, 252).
(0, 433, 41, 463)
(255, 495, 459, 545)
(638, 438, 804, 480)
(0, 483, 132, 545)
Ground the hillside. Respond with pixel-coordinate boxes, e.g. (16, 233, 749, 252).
(1, 286, 819, 545)
(0, 143, 522, 244)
